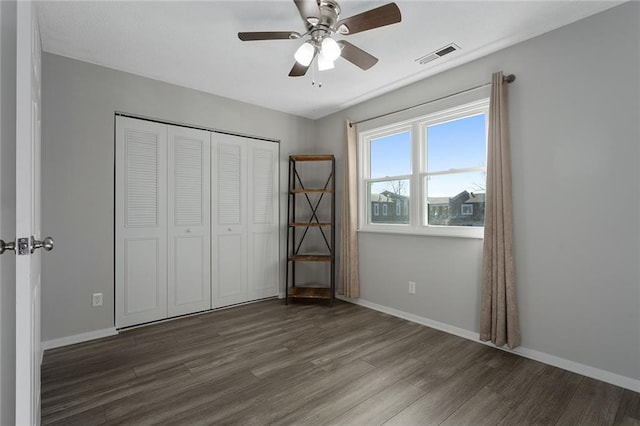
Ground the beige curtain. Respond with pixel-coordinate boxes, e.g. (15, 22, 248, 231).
(339, 121, 360, 298)
(480, 71, 521, 349)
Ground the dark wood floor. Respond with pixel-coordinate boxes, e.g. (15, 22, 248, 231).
(41, 299, 640, 425)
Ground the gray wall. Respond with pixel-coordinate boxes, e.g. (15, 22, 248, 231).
(41, 53, 315, 341)
(0, 0, 16, 423)
(315, 2, 640, 382)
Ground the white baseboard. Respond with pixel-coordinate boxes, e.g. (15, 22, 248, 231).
(338, 295, 640, 393)
(41, 327, 118, 351)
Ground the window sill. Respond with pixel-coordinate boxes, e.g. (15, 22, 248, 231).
(357, 225, 484, 239)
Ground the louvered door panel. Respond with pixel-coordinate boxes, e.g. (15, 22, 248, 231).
(248, 142, 280, 300)
(116, 117, 167, 328)
(217, 144, 241, 225)
(211, 134, 248, 308)
(168, 126, 211, 316)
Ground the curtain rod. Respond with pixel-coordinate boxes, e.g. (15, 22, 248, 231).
(349, 74, 515, 127)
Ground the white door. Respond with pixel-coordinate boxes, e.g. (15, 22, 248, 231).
(247, 141, 279, 300)
(115, 117, 168, 328)
(211, 134, 248, 308)
(15, 1, 45, 423)
(0, 1, 18, 424)
(167, 126, 211, 317)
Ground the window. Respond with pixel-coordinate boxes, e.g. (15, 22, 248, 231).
(359, 99, 489, 238)
(373, 203, 379, 216)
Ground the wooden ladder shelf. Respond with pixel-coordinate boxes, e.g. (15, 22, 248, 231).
(285, 154, 336, 305)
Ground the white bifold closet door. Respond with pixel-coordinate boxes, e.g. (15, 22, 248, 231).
(211, 134, 248, 308)
(211, 134, 279, 307)
(247, 141, 279, 301)
(167, 126, 211, 317)
(116, 118, 169, 328)
(116, 118, 211, 327)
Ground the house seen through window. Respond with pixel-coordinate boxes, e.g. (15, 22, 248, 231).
(359, 99, 489, 237)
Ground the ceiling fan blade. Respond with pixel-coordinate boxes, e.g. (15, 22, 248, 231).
(337, 41, 378, 70)
(337, 3, 401, 35)
(238, 31, 297, 41)
(293, 0, 320, 29)
(288, 61, 311, 77)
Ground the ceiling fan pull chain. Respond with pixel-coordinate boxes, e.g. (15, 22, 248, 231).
(310, 60, 323, 88)
(312, 61, 317, 86)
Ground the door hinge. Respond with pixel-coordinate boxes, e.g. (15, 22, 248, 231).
(17, 237, 30, 255)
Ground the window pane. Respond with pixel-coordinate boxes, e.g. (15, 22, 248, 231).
(368, 179, 410, 224)
(425, 172, 485, 227)
(370, 131, 411, 178)
(426, 114, 486, 172)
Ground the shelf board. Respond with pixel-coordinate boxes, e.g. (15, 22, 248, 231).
(289, 255, 332, 262)
(290, 154, 334, 162)
(288, 286, 332, 299)
(290, 188, 334, 194)
(289, 222, 331, 227)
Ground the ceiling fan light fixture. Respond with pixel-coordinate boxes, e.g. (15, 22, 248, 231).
(294, 41, 315, 66)
(317, 51, 335, 71)
(321, 37, 341, 61)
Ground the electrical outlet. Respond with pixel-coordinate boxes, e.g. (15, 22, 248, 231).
(92, 293, 103, 307)
(408, 281, 416, 295)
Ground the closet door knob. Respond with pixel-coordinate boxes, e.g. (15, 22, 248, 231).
(0, 239, 16, 255)
(31, 236, 54, 254)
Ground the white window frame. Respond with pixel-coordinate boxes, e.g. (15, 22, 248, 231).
(461, 204, 473, 216)
(358, 98, 489, 238)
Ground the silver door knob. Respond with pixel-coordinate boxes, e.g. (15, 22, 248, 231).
(31, 236, 54, 253)
(0, 239, 16, 255)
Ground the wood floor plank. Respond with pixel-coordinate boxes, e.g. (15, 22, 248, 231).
(497, 365, 583, 425)
(325, 378, 425, 426)
(42, 405, 108, 426)
(442, 385, 516, 425)
(40, 299, 640, 425)
(272, 358, 426, 425)
(556, 377, 624, 425)
(383, 361, 505, 425)
(615, 389, 640, 424)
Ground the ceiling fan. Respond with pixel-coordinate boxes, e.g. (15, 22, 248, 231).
(238, 0, 401, 77)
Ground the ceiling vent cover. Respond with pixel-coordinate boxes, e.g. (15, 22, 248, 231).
(415, 43, 460, 65)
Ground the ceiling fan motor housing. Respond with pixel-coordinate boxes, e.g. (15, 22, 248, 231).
(318, 0, 341, 29)
(307, 0, 341, 42)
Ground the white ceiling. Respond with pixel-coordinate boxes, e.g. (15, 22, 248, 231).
(38, 1, 623, 119)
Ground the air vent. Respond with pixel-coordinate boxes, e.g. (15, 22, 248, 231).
(415, 43, 460, 65)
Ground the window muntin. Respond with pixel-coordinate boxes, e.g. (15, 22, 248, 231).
(359, 99, 488, 238)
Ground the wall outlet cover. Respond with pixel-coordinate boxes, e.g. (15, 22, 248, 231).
(92, 293, 103, 307)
